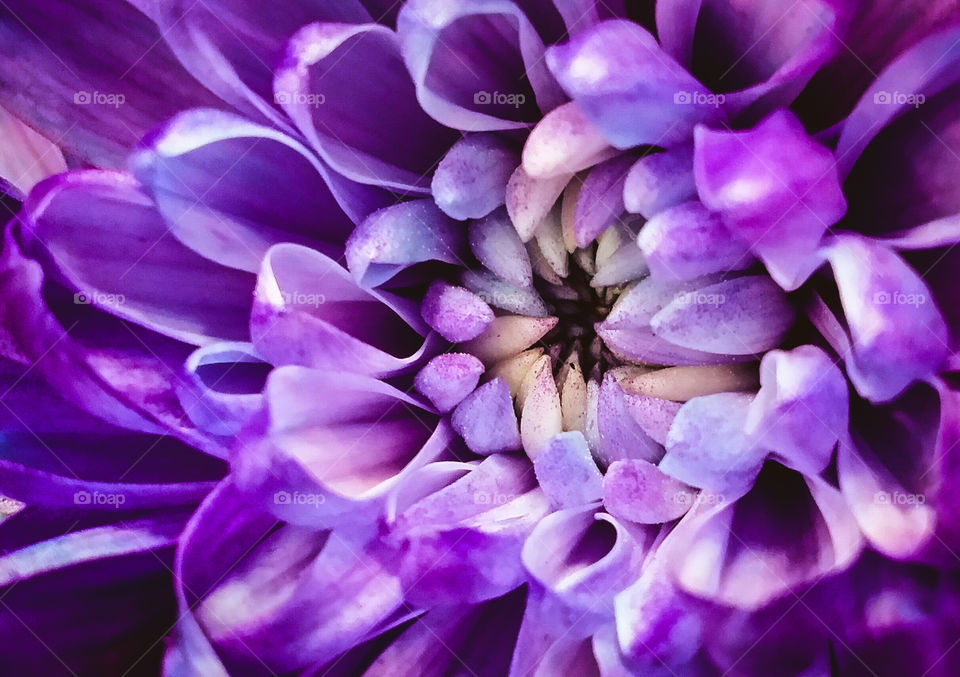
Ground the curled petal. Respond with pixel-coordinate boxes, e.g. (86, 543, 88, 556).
(276, 22, 458, 191)
(546, 19, 724, 149)
(433, 134, 519, 220)
(398, 0, 565, 131)
(694, 111, 845, 289)
(346, 199, 468, 288)
(253, 244, 434, 377)
(826, 235, 948, 402)
(133, 109, 387, 272)
(746, 345, 848, 475)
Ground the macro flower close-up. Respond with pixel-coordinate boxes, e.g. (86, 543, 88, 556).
(3, 0, 960, 675)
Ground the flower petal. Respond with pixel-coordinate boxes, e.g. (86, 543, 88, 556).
(694, 111, 845, 289)
(398, 0, 565, 131)
(433, 134, 519, 220)
(546, 19, 724, 149)
(0, 0, 225, 167)
(276, 22, 459, 191)
(132, 109, 388, 273)
(252, 244, 433, 377)
(826, 235, 948, 402)
(451, 377, 522, 455)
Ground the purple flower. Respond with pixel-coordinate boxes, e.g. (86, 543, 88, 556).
(2, 1, 960, 676)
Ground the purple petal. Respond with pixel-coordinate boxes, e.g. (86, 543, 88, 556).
(276, 22, 458, 191)
(421, 281, 495, 342)
(433, 134, 519, 220)
(623, 145, 697, 218)
(176, 342, 268, 437)
(522, 102, 618, 179)
(0, 0, 225, 167)
(451, 377, 522, 455)
(660, 392, 764, 493)
(132, 109, 389, 272)
(638, 201, 753, 280)
(533, 431, 603, 508)
(694, 111, 845, 289)
(745, 345, 848, 475)
(252, 244, 434, 377)
(546, 19, 724, 149)
(235, 366, 446, 529)
(148, 0, 371, 129)
(573, 153, 635, 247)
(397, 0, 565, 131)
(414, 353, 484, 413)
(346, 199, 468, 287)
(596, 373, 664, 465)
(650, 276, 795, 356)
(658, 0, 841, 115)
(826, 235, 948, 402)
(469, 207, 534, 287)
(18, 170, 254, 345)
(604, 459, 695, 524)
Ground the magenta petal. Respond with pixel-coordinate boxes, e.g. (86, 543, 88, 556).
(276, 22, 458, 192)
(252, 244, 433, 377)
(546, 19, 725, 149)
(533, 431, 603, 508)
(826, 235, 949, 402)
(421, 281, 495, 342)
(694, 111, 845, 289)
(414, 353, 485, 413)
(746, 345, 847, 475)
(451, 378, 522, 455)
